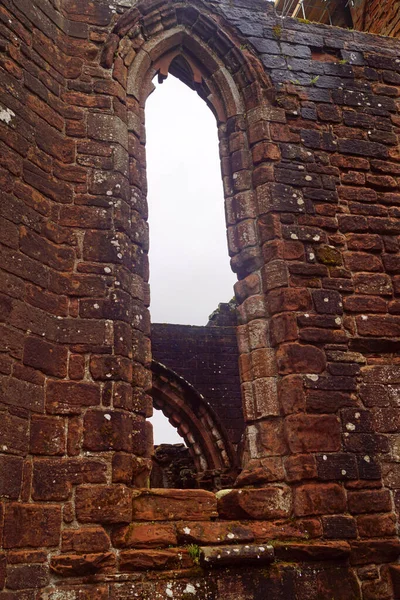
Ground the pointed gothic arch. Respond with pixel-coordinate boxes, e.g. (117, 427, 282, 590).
(100, 1, 281, 470)
(151, 361, 237, 484)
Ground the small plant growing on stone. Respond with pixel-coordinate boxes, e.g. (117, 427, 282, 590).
(310, 75, 320, 86)
(187, 544, 201, 565)
(272, 24, 282, 38)
(338, 58, 348, 64)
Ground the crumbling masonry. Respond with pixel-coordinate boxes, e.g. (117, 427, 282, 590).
(1, 0, 400, 598)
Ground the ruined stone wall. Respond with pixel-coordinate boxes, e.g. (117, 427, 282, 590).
(350, 0, 400, 38)
(1, 0, 400, 597)
(151, 323, 244, 446)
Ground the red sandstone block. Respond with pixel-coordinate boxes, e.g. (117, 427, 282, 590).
(275, 541, 350, 562)
(266, 287, 312, 315)
(293, 483, 346, 516)
(61, 527, 110, 553)
(217, 487, 291, 520)
(285, 414, 341, 453)
(350, 540, 400, 565)
(278, 374, 306, 414)
(6, 550, 47, 564)
(250, 518, 321, 541)
(357, 513, 397, 538)
(0, 412, 29, 455)
(6, 564, 49, 590)
(248, 419, 288, 457)
(322, 516, 357, 539)
(83, 410, 145, 453)
(68, 354, 85, 380)
(372, 407, 400, 432)
(276, 343, 326, 375)
(112, 523, 177, 549)
(3, 504, 61, 548)
(46, 380, 101, 415)
(32, 458, 107, 501)
(119, 548, 193, 572)
(132, 489, 217, 521)
(176, 521, 254, 545)
(348, 489, 391, 514)
(25, 283, 69, 317)
(299, 328, 348, 344)
(339, 215, 368, 232)
(59, 205, 111, 229)
(67, 416, 82, 456)
(343, 295, 387, 313)
(20, 226, 75, 272)
(50, 552, 115, 577)
(112, 452, 133, 484)
(346, 233, 382, 252)
(49, 272, 107, 297)
(89, 355, 132, 382)
(357, 315, 400, 336)
(344, 252, 383, 272)
(76, 485, 133, 524)
(0, 455, 23, 499)
(29, 415, 65, 456)
(284, 454, 317, 482)
(270, 313, 298, 346)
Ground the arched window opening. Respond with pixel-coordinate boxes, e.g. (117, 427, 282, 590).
(146, 73, 236, 326)
(145, 70, 242, 490)
(150, 362, 238, 491)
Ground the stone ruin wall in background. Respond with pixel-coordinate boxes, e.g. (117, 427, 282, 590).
(1, 0, 400, 597)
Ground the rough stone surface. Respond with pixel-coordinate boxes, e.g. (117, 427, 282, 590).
(1, 0, 400, 597)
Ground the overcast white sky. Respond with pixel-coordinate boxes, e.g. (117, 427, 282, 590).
(146, 75, 236, 443)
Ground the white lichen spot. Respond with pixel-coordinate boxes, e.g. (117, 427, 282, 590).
(305, 175, 312, 181)
(104, 414, 111, 421)
(364, 455, 371, 463)
(106, 191, 113, 196)
(346, 422, 356, 431)
(307, 374, 319, 381)
(290, 233, 299, 240)
(355, 412, 360, 419)
(324, 297, 329, 303)
(361, 315, 368, 320)
(227, 533, 235, 539)
(313, 235, 320, 241)
(335, 317, 342, 325)
(104, 267, 111, 273)
(341, 470, 347, 476)
(183, 527, 191, 535)
(184, 584, 196, 595)
(93, 303, 100, 309)
(106, 373, 112, 378)
(0, 106, 15, 125)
